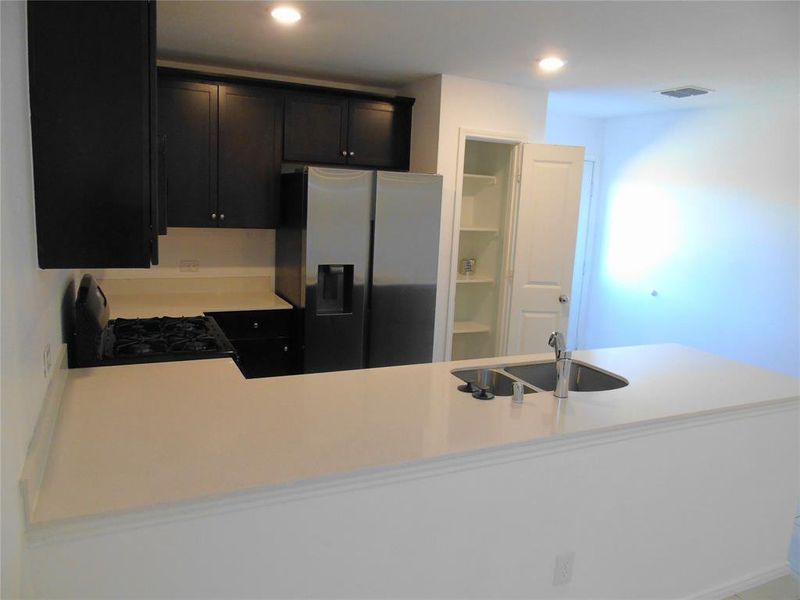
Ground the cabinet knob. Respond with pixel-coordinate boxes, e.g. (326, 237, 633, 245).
(253, 322, 259, 329)
(559, 294, 570, 304)
(341, 150, 347, 156)
(283, 346, 289, 352)
(211, 213, 217, 220)
(219, 213, 225, 221)
(349, 151, 355, 157)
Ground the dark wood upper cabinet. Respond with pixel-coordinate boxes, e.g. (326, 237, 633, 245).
(283, 92, 413, 170)
(156, 68, 415, 230)
(158, 79, 218, 228)
(347, 99, 411, 170)
(283, 93, 348, 165)
(28, 0, 158, 268)
(218, 85, 282, 229)
(158, 75, 283, 230)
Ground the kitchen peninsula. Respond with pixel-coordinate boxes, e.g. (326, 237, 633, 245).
(22, 344, 799, 598)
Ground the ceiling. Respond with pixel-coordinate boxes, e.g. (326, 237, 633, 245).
(158, 1, 799, 118)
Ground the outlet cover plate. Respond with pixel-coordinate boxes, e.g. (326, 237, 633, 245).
(179, 260, 200, 273)
(553, 551, 574, 586)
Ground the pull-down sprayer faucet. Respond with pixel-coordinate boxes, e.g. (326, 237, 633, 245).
(548, 332, 572, 399)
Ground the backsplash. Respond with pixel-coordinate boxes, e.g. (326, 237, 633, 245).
(91, 228, 275, 284)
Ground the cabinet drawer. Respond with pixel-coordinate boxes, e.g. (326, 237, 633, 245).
(234, 338, 299, 379)
(206, 309, 295, 340)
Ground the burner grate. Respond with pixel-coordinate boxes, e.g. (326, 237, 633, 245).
(107, 316, 227, 360)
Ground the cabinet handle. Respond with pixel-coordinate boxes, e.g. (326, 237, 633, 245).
(219, 214, 225, 221)
(349, 151, 355, 157)
(211, 213, 217, 220)
(341, 150, 347, 157)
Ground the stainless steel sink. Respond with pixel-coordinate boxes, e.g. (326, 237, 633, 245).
(451, 368, 536, 397)
(453, 360, 627, 398)
(505, 361, 628, 392)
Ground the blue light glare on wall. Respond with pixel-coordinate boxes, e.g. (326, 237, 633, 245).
(602, 181, 682, 289)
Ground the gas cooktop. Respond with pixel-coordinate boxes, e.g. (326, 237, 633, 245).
(70, 275, 237, 368)
(101, 316, 236, 364)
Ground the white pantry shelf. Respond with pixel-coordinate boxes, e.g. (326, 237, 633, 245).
(460, 226, 499, 234)
(463, 173, 497, 185)
(456, 276, 494, 285)
(453, 321, 492, 335)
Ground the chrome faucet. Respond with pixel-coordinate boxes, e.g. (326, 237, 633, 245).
(548, 331, 572, 399)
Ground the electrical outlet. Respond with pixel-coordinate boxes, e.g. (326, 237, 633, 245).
(553, 552, 574, 586)
(179, 259, 200, 272)
(42, 343, 52, 379)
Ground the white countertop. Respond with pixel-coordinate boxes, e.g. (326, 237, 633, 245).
(108, 291, 292, 318)
(30, 344, 799, 527)
(97, 276, 292, 318)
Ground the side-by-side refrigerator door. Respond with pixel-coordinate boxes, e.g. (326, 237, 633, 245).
(369, 172, 443, 367)
(304, 167, 374, 373)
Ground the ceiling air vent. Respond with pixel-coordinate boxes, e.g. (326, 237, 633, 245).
(659, 86, 713, 98)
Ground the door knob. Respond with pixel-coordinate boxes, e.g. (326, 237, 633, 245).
(559, 294, 569, 304)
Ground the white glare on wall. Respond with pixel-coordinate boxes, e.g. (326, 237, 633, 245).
(603, 182, 681, 287)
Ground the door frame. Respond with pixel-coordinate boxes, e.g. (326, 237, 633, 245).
(443, 128, 527, 361)
(568, 155, 601, 349)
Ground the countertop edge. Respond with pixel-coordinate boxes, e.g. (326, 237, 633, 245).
(26, 392, 799, 544)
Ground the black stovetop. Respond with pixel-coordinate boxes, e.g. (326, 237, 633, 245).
(101, 316, 236, 364)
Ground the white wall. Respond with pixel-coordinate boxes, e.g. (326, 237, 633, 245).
(572, 97, 800, 376)
(405, 75, 549, 360)
(93, 228, 275, 283)
(0, 3, 76, 597)
(546, 113, 605, 160)
(401, 75, 441, 175)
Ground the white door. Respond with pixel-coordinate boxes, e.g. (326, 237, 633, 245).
(506, 144, 585, 355)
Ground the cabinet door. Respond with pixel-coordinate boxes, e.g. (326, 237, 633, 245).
(232, 338, 299, 379)
(219, 85, 282, 229)
(347, 99, 411, 170)
(158, 79, 218, 227)
(28, 0, 157, 268)
(283, 93, 348, 164)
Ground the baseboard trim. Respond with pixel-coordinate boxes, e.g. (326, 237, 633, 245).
(688, 563, 791, 599)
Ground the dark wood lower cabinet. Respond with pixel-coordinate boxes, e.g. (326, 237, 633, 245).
(233, 338, 298, 379)
(206, 309, 299, 379)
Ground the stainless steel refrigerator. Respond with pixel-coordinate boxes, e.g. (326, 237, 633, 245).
(276, 167, 442, 373)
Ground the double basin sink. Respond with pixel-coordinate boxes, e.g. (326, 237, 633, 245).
(452, 360, 628, 398)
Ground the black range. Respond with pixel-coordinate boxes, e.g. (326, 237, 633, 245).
(70, 274, 236, 368)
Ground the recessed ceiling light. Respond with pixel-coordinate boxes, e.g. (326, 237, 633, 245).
(538, 57, 566, 72)
(271, 6, 301, 24)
